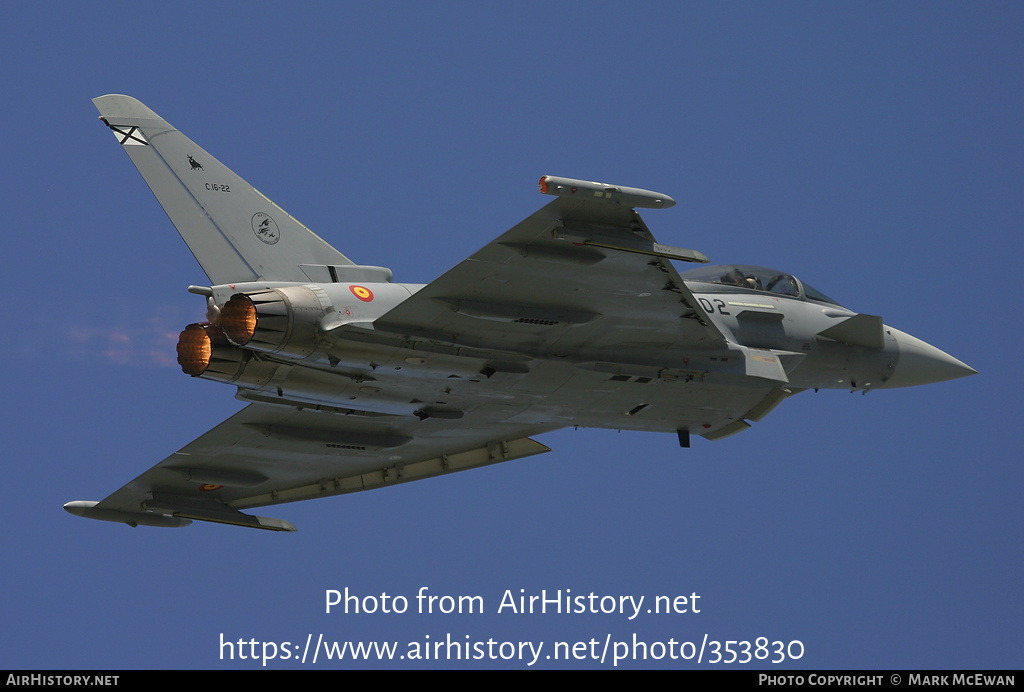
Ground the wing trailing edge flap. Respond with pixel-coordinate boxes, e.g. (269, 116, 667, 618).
(231, 436, 551, 512)
(552, 218, 709, 264)
(146, 494, 298, 531)
(92, 94, 353, 284)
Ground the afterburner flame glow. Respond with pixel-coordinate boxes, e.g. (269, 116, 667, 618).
(219, 295, 257, 345)
(176, 323, 214, 376)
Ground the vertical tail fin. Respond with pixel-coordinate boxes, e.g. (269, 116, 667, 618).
(93, 94, 354, 284)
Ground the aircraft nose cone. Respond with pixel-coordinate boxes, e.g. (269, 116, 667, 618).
(882, 327, 977, 388)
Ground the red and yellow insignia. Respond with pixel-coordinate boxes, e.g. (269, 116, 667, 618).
(349, 285, 374, 302)
(200, 484, 222, 492)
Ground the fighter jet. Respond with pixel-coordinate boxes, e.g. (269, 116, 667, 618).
(65, 95, 976, 532)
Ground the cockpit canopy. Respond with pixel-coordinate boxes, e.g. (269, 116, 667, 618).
(680, 264, 844, 307)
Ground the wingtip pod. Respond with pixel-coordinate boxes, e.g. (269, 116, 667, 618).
(63, 501, 192, 528)
(539, 175, 676, 209)
(63, 500, 297, 532)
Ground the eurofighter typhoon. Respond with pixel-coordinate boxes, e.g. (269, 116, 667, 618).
(65, 95, 976, 532)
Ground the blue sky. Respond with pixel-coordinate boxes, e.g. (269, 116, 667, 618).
(2, 2, 1020, 669)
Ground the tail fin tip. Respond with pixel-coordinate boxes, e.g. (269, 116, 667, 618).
(93, 94, 359, 284)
